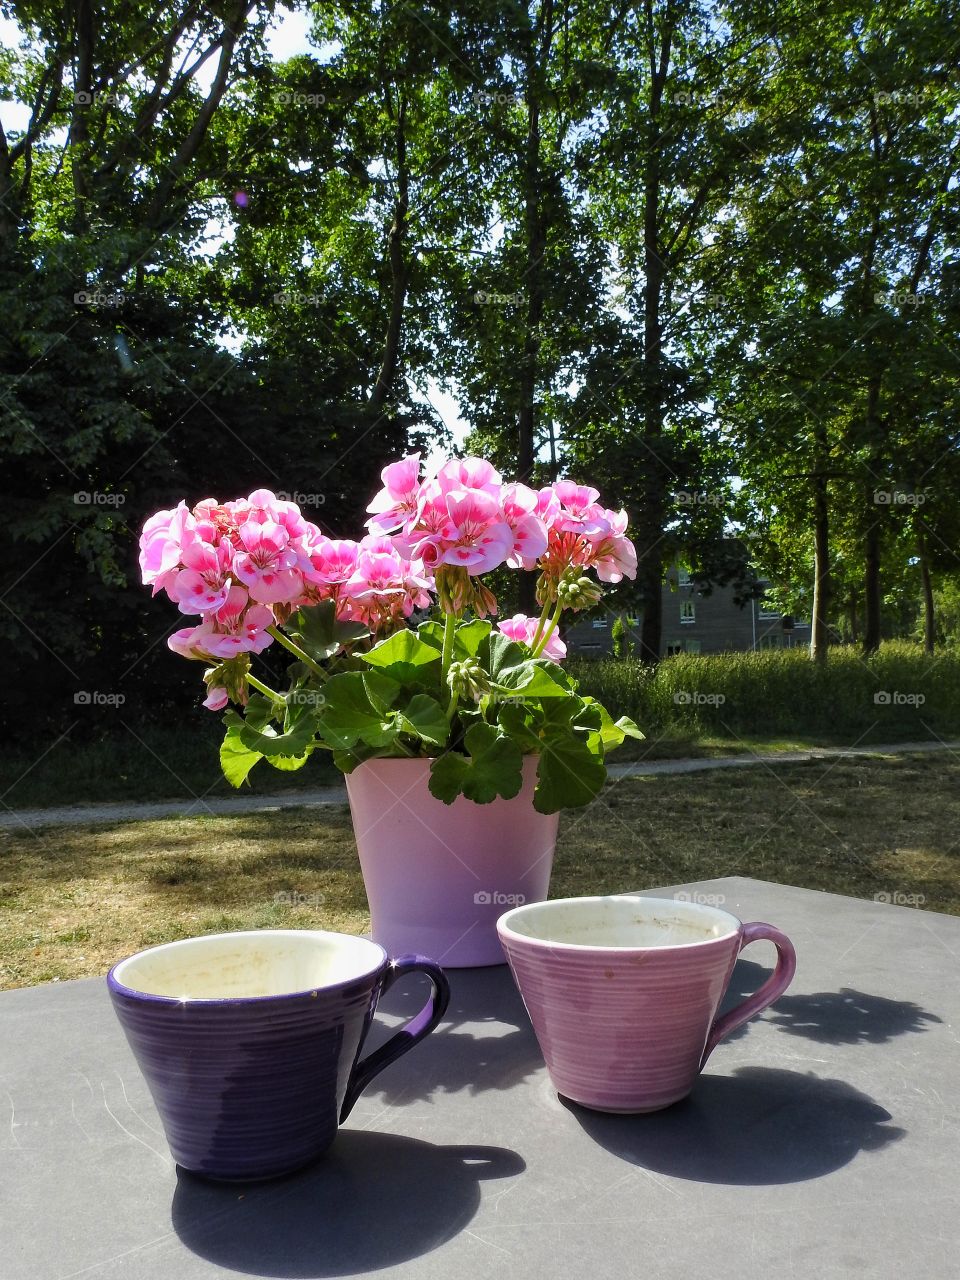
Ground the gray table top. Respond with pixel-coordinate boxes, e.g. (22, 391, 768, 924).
(1, 876, 957, 1280)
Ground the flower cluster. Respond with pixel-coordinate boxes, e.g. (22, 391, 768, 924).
(140, 458, 635, 711)
(139, 490, 433, 690)
(367, 455, 636, 614)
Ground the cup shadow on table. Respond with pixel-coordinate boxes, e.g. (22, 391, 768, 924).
(172, 1132, 525, 1278)
(361, 964, 546, 1104)
(719, 958, 943, 1045)
(565, 1067, 906, 1186)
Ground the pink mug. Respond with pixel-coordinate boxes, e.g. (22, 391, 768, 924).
(497, 894, 796, 1113)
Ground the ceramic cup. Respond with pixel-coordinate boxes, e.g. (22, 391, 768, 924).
(107, 929, 450, 1180)
(497, 894, 796, 1113)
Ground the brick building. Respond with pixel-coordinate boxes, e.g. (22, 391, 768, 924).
(565, 565, 811, 657)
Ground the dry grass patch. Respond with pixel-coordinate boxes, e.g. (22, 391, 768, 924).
(1, 753, 958, 990)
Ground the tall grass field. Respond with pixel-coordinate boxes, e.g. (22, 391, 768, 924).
(570, 642, 960, 740)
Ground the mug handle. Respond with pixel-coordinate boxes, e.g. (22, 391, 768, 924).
(340, 954, 450, 1121)
(700, 922, 797, 1067)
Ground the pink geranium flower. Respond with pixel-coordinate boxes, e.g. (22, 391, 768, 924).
(232, 520, 302, 604)
(139, 502, 198, 595)
(498, 613, 567, 662)
(366, 453, 423, 534)
(501, 483, 548, 569)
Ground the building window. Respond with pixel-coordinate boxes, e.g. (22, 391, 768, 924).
(591, 617, 607, 629)
(758, 598, 780, 619)
(759, 633, 781, 649)
(665, 642, 684, 656)
(680, 601, 696, 624)
(627, 615, 640, 627)
(677, 567, 691, 585)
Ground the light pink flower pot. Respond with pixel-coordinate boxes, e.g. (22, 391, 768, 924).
(345, 756, 559, 968)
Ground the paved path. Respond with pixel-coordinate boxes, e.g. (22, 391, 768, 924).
(2, 738, 956, 832)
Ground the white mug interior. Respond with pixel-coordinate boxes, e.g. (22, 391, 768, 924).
(110, 929, 386, 1000)
(498, 895, 741, 950)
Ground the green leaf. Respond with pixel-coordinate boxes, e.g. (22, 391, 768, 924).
(579, 697, 644, 748)
(427, 723, 524, 805)
(220, 726, 264, 788)
(397, 693, 450, 746)
(314, 671, 397, 749)
(454, 618, 492, 656)
(287, 600, 368, 662)
(427, 752, 470, 803)
(359, 628, 442, 684)
(266, 749, 313, 772)
(534, 733, 606, 813)
(226, 712, 317, 758)
(497, 701, 544, 751)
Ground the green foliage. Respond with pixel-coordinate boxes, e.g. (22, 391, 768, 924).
(223, 614, 642, 813)
(570, 644, 960, 739)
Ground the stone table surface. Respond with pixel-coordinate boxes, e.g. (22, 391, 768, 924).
(1, 877, 957, 1280)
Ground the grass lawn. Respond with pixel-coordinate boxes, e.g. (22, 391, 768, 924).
(2, 751, 958, 991)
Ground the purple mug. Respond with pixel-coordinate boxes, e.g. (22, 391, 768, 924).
(498, 894, 796, 1113)
(107, 929, 449, 1180)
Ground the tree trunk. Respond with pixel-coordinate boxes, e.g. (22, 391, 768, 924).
(637, 13, 671, 666)
(863, 518, 882, 654)
(848, 596, 859, 646)
(516, 0, 553, 613)
(371, 97, 410, 411)
(810, 462, 831, 663)
(916, 520, 935, 654)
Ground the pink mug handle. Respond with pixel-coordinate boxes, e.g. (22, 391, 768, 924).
(700, 922, 797, 1067)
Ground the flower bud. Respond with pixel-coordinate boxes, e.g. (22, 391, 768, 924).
(446, 657, 491, 703)
(557, 572, 603, 611)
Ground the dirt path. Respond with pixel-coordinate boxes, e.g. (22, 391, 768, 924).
(2, 738, 956, 833)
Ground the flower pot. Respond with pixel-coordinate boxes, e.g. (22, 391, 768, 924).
(345, 755, 559, 968)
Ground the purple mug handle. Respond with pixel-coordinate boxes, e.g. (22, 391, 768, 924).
(340, 954, 450, 1121)
(700, 922, 797, 1067)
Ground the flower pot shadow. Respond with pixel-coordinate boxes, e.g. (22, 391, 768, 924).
(563, 1067, 905, 1185)
(172, 1131, 525, 1278)
(361, 965, 547, 1103)
(718, 958, 942, 1045)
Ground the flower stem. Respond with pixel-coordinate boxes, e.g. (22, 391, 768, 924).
(267, 625, 325, 677)
(530, 596, 553, 648)
(246, 672, 281, 701)
(532, 599, 564, 658)
(440, 610, 457, 689)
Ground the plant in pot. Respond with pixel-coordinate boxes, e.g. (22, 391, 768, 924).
(138, 455, 642, 966)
